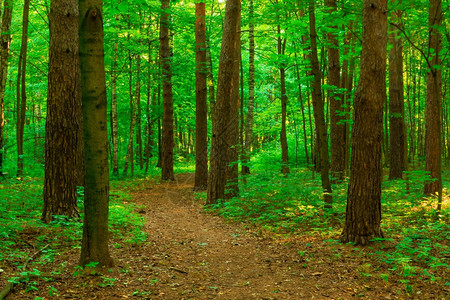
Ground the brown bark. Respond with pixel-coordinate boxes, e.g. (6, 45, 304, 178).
(241, 0, 255, 175)
(136, 55, 143, 171)
(424, 0, 442, 196)
(309, 0, 332, 208)
(340, 0, 387, 245)
(278, 24, 290, 175)
(194, 1, 208, 190)
(206, 0, 240, 205)
(326, 0, 344, 182)
(123, 53, 136, 175)
(111, 41, 119, 175)
(160, 0, 174, 181)
(79, 1, 113, 267)
(16, 0, 30, 178)
(42, 0, 81, 223)
(388, 5, 406, 180)
(0, 0, 13, 176)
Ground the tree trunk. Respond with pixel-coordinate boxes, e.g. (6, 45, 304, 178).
(241, 0, 255, 175)
(160, 0, 174, 181)
(79, 1, 113, 267)
(16, 0, 30, 179)
(424, 0, 442, 196)
(194, 1, 208, 190)
(123, 53, 136, 175)
(309, 0, 332, 208)
(340, 0, 387, 245)
(111, 41, 119, 175)
(388, 5, 406, 180)
(206, 0, 240, 205)
(0, 0, 13, 176)
(326, 0, 344, 182)
(135, 55, 143, 170)
(42, 0, 81, 223)
(278, 24, 290, 175)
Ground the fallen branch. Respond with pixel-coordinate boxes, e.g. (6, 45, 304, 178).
(0, 244, 49, 300)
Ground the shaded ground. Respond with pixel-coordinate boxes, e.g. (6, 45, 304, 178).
(3, 173, 448, 299)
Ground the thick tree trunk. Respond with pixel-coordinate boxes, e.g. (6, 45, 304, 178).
(241, 0, 255, 175)
(388, 5, 406, 180)
(424, 0, 442, 196)
(340, 0, 387, 245)
(16, 0, 30, 179)
(206, 0, 240, 205)
(326, 0, 344, 182)
(309, 0, 332, 208)
(160, 0, 174, 181)
(194, 1, 208, 190)
(79, 1, 113, 267)
(0, 0, 13, 176)
(42, 0, 81, 223)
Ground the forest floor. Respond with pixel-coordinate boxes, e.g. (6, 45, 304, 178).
(2, 173, 449, 299)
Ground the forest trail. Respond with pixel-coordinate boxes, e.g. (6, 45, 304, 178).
(128, 173, 364, 299)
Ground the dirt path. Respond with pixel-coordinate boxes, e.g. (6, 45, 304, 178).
(127, 173, 359, 299)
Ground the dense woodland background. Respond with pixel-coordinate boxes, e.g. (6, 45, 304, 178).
(0, 0, 449, 298)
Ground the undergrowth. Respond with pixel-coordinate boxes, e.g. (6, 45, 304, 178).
(208, 156, 449, 291)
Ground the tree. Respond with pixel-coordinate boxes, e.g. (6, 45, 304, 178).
(194, 0, 208, 190)
(160, 0, 174, 181)
(340, 0, 387, 245)
(110, 41, 119, 175)
(0, 0, 13, 177)
(79, 0, 113, 267)
(326, 0, 345, 182)
(424, 0, 442, 197)
(206, 0, 241, 205)
(388, 2, 406, 180)
(241, 0, 255, 176)
(309, 0, 332, 208)
(16, 0, 30, 178)
(42, 0, 81, 223)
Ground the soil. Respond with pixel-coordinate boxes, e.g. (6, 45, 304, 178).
(2, 173, 449, 299)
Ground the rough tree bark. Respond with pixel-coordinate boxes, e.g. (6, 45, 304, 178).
(340, 0, 387, 245)
(79, 0, 113, 267)
(309, 0, 332, 208)
(42, 0, 81, 223)
(16, 0, 30, 178)
(0, 0, 13, 176)
(194, 0, 208, 190)
(388, 3, 406, 180)
(241, 0, 255, 176)
(326, 0, 345, 182)
(424, 0, 442, 197)
(206, 0, 240, 205)
(160, 0, 174, 181)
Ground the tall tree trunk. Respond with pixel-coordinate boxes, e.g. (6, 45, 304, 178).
(79, 0, 113, 267)
(278, 24, 290, 175)
(424, 0, 442, 197)
(340, 0, 387, 245)
(206, 0, 240, 205)
(309, 0, 332, 208)
(194, 0, 208, 190)
(135, 54, 143, 170)
(226, 8, 240, 198)
(294, 52, 309, 166)
(160, 0, 174, 181)
(0, 0, 13, 176)
(242, 0, 255, 175)
(326, 0, 344, 182)
(16, 0, 30, 179)
(123, 53, 136, 175)
(42, 0, 81, 223)
(388, 4, 406, 180)
(111, 41, 119, 175)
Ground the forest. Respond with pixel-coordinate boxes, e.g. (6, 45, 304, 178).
(0, 0, 449, 298)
